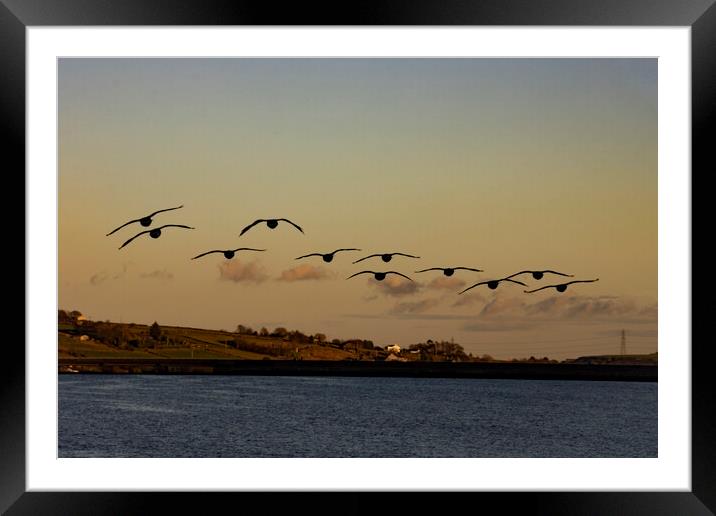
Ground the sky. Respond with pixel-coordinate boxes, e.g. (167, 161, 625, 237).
(58, 58, 657, 360)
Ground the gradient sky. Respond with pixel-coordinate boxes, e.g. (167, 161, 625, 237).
(58, 58, 657, 360)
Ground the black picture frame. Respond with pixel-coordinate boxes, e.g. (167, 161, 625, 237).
(6, 1, 713, 514)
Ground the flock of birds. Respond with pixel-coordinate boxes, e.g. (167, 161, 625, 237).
(106, 205, 599, 295)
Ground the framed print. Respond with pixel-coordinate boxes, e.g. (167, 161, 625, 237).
(7, 0, 713, 514)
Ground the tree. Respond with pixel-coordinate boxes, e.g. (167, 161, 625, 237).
(149, 321, 162, 340)
(236, 324, 253, 335)
(260, 327, 269, 337)
(314, 333, 327, 345)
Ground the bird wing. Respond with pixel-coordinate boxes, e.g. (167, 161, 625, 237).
(542, 270, 574, 277)
(414, 268, 443, 273)
(158, 224, 194, 230)
(454, 267, 483, 272)
(505, 271, 531, 279)
(392, 253, 420, 259)
(239, 219, 265, 236)
(346, 271, 374, 280)
(458, 281, 489, 295)
(232, 248, 266, 252)
(118, 230, 151, 250)
(192, 250, 223, 260)
(147, 205, 184, 218)
(295, 253, 321, 260)
(524, 285, 553, 294)
(502, 278, 528, 286)
(386, 271, 414, 281)
(106, 218, 141, 236)
(352, 254, 380, 264)
(333, 248, 361, 254)
(278, 218, 304, 233)
(566, 278, 599, 285)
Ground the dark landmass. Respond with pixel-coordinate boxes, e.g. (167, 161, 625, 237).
(58, 357, 656, 382)
(58, 310, 657, 381)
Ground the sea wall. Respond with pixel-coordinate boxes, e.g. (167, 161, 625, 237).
(59, 358, 657, 382)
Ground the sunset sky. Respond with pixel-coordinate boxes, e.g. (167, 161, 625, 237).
(58, 58, 657, 360)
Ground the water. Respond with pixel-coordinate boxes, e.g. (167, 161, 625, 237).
(58, 375, 657, 458)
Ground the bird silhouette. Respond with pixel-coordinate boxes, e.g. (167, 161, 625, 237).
(192, 248, 266, 260)
(106, 205, 184, 236)
(415, 266, 483, 277)
(118, 224, 194, 250)
(239, 218, 303, 236)
(295, 248, 361, 263)
(507, 270, 574, 281)
(458, 277, 527, 294)
(524, 279, 600, 294)
(353, 252, 420, 264)
(346, 271, 414, 282)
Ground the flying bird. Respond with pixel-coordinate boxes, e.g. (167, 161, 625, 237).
(353, 252, 420, 264)
(192, 248, 266, 260)
(106, 205, 184, 236)
(239, 218, 303, 236)
(524, 279, 600, 294)
(415, 266, 483, 277)
(507, 270, 574, 280)
(458, 277, 527, 295)
(295, 248, 361, 263)
(118, 224, 194, 250)
(346, 271, 414, 282)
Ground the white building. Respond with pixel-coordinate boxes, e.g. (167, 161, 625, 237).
(386, 344, 401, 354)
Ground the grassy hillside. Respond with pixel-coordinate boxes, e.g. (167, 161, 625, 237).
(59, 321, 374, 361)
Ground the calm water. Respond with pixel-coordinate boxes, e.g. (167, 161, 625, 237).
(58, 375, 657, 458)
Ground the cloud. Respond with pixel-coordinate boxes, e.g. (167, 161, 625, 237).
(426, 277, 466, 291)
(390, 298, 441, 315)
(370, 275, 422, 297)
(89, 271, 109, 286)
(452, 292, 486, 308)
(140, 269, 174, 281)
(277, 264, 333, 282)
(465, 294, 658, 322)
(479, 296, 526, 317)
(524, 295, 650, 319)
(89, 262, 131, 286)
(218, 260, 268, 284)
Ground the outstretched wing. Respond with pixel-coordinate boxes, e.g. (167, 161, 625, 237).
(386, 271, 414, 282)
(454, 267, 483, 273)
(147, 205, 184, 218)
(458, 281, 489, 295)
(118, 230, 151, 250)
(392, 253, 420, 259)
(295, 253, 322, 260)
(239, 219, 265, 236)
(192, 250, 223, 260)
(352, 254, 380, 264)
(542, 270, 574, 278)
(524, 285, 553, 294)
(333, 248, 361, 254)
(505, 270, 532, 279)
(566, 278, 599, 285)
(278, 218, 304, 234)
(502, 278, 527, 286)
(157, 224, 194, 231)
(346, 271, 374, 280)
(106, 218, 141, 236)
(232, 248, 266, 253)
(414, 267, 444, 273)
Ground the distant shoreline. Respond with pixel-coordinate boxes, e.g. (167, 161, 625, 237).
(59, 358, 657, 382)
